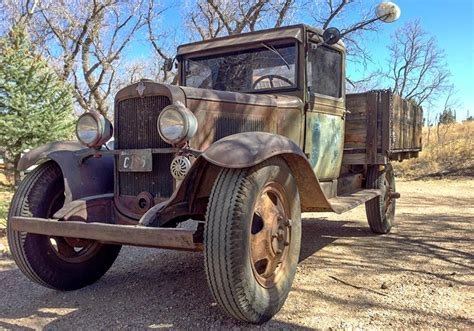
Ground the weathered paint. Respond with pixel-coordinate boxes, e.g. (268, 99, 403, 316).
(304, 112, 344, 180)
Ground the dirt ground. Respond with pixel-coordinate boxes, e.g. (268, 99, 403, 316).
(0, 179, 472, 330)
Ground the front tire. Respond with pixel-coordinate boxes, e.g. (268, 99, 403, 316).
(7, 161, 121, 291)
(365, 163, 396, 234)
(204, 157, 301, 324)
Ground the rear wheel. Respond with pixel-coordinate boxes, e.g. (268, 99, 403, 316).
(204, 158, 301, 324)
(7, 161, 121, 290)
(365, 163, 396, 234)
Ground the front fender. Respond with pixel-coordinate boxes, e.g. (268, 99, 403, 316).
(201, 132, 332, 212)
(141, 133, 333, 226)
(201, 132, 307, 168)
(18, 141, 114, 204)
(17, 141, 84, 171)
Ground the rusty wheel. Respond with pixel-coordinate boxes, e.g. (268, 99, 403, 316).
(205, 157, 301, 324)
(250, 183, 292, 288)
(365, 162, 397, 233)
(7, 161, 121, 290)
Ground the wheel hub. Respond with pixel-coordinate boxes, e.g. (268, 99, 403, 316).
(250, 183, 291, 287)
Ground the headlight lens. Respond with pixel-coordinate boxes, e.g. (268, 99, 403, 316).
(158, 103, 197, 145)
(76, 112, 113, 148)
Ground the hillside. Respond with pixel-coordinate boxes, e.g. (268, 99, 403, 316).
(393, 121, 474, 179)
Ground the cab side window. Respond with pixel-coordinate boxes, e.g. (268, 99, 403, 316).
(308, 45, 342, 98)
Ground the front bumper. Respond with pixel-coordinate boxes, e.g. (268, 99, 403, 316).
(9, 216, 202, 251)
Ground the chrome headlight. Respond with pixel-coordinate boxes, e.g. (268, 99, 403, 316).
(157, 103, 198, 145)
(75, 112, 113, 148)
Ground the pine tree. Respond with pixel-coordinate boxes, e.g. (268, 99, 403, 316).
(0, 26, 74, 185)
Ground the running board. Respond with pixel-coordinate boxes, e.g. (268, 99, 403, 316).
(328, 189, 383, 214)
(9, 217, 202, 251)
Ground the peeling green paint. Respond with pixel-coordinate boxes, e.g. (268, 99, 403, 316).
(305, 112, 344, 180)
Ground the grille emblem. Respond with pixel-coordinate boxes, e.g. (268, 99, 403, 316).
(136, 81, 146, 96)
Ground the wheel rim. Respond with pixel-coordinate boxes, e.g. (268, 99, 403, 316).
(250, 182, 291, 288)
(382, 165, 396, 220)
(46, 190, 101, 263)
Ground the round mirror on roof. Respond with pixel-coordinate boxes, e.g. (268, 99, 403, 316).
(376, 2, 401, 23)
(322, 27, 341, 45)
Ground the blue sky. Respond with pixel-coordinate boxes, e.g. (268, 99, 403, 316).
(126, 0, 473, 120)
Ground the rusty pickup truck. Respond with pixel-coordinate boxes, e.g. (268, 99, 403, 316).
(7, 2, 421, 324)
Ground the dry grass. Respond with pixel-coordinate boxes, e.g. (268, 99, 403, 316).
(394, 121, 474, 179)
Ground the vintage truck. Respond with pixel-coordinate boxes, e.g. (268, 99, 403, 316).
(7, 3, 422, 324)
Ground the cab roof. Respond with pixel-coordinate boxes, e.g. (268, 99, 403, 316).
(176, 24, 345, 57)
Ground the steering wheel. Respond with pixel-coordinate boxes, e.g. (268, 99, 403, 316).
(252, 74, 293, 89)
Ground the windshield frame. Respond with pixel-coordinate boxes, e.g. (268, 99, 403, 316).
(181, 40, 300, 94)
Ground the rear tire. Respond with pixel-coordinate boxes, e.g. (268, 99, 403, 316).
(7, 161, 121, 291)
(365, 163, 396, 234)
(204, 157, 301, 324)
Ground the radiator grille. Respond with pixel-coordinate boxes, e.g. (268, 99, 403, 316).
(115, 96, 173, 198)
(215, 116, 266, 141)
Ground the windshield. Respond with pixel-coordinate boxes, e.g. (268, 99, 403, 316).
(183, 43, 297, 93)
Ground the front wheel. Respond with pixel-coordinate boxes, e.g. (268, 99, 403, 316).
(365, 163, 397, 234)
(204, 157, 301, 324)
(7, 161, 121, 291)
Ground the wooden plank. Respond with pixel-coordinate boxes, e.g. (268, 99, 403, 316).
(10, 216, 203, 251)
(392, 94, 402, 150)
(342, 152, 388, 165)
(381, 91, 391, 154)
(366, 92, 378, 163)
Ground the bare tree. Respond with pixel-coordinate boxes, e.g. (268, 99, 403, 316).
(145, 0, 177, 83)
(309, 0, 385, 68)
(32, 0, 151, 116)
(186, 0, 297, 40)
(0, 0, 40, 32)
(382, 20, 450, 107)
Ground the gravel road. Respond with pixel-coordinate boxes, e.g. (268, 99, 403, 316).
(0, 179, 472, 330)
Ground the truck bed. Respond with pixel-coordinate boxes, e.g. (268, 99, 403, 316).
(343, 90, 423, 165)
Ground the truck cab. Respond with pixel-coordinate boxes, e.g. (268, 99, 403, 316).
(176, 24, 346, 181)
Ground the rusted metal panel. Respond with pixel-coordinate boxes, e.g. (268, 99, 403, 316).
(337, 173, 363, 196)
(328, 189, 382, 214)
(9, 216, 202, 251)
(53, 193, 114, 223)
(182, 87, 304, 150)
(304, 113, 344, 180)
(48, 151, 114, 204)
(201, 132, 305, 168)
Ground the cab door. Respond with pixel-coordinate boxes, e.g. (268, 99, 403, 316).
(304, 41, 346, 181)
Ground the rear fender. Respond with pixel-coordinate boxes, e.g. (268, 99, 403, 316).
(18, 141, 114, 204)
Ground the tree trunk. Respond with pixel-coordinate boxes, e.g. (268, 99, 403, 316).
(3, 152, 22, 187)
(13, 156, 21, 187)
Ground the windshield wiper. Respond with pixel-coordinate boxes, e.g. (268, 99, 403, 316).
(261, 43, 290, 69)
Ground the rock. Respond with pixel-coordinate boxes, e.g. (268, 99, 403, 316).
(381, 282, 389, 289)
